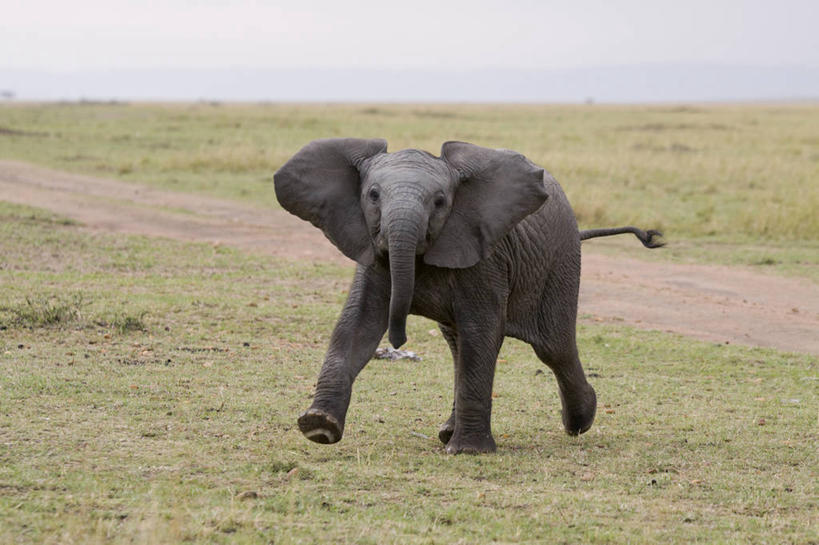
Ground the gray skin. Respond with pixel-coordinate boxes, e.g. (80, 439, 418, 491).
(274, 138, 663, 454)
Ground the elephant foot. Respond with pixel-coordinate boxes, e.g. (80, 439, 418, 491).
(438, 414, 456, 444)
(298, 408, 342, 444)
(445, 430, 497, 455)
(561, 384, 597, 436)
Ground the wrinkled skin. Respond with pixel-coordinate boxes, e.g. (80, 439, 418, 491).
(275, 139, 604, 454)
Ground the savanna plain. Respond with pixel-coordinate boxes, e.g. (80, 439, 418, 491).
(0, 103, 817, 544)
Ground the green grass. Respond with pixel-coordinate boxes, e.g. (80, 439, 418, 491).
(0, 201, 816, 544)
(1, 102, 818, 244)
(579, 234, 819, 283)
(0, 293, 87, 328)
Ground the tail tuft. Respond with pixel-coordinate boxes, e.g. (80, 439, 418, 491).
(640, 229, 666, 248)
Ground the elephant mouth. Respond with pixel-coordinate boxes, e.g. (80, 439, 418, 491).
(373, 243, 429, 263)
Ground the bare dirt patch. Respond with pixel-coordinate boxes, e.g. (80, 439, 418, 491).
(579, 254, 819, 354)
(2, 160, 817, 355)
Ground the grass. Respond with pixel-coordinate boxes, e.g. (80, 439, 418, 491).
(0, 200, 816, 544)
(2, 102, 817, 279)
(0, 293, 87, 328)
(578, 234, 819, 283)
(1, 102, 818, 244)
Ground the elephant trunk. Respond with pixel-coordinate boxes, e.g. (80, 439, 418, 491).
(386, 211, 424, 348)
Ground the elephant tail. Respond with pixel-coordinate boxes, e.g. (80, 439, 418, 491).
(579, 226, 665, 248)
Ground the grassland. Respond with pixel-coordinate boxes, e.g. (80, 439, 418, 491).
(2, 102, 819, 242)
(0, 104, 817, 543)
(3, 101, 817, 278)
(1, 201, 817, 544)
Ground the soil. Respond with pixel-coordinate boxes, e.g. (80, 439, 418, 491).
(2, 160, 817, 356)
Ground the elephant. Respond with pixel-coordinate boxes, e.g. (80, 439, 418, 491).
(274, 138, 663, 454)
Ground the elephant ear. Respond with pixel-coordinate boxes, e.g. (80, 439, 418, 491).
(425, 141, 548, 269)
(274, 138, 387, 265)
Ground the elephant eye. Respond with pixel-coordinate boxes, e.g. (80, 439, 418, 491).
(368, 187, 380, 202)
(433, 195, 446, 208)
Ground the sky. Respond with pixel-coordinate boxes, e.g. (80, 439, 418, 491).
(2, 0, 818, 101)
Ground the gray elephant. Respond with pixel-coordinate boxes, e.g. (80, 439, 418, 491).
(274, 138, 663, 454)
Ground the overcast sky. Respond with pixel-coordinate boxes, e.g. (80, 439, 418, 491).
(2, 0, 818, 100)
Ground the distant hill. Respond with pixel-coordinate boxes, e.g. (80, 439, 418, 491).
(2, 64, 817, 102)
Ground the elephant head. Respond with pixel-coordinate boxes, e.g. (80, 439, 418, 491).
(274, 138, 548, 348)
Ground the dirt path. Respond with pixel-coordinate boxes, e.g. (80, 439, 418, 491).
(2, 160, 817, 355)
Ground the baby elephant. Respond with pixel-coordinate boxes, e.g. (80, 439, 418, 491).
(274, 139, 662, 454)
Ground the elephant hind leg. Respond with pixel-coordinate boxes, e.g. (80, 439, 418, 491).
(533, 344, 596, 435)
(437, 323, 458, 445)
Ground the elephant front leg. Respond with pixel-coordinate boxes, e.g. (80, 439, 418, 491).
(298, 265, 390, 444)
(445, 314, 505, 454)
